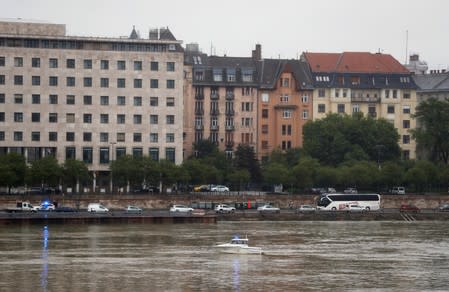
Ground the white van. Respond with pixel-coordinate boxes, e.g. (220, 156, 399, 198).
(391, 186, 405, 195)
(87, 203, 109, 212)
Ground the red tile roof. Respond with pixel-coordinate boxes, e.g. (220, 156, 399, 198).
(304, 52, 409, 73)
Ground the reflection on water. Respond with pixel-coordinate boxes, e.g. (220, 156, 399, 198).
(0, 221, 448, 291)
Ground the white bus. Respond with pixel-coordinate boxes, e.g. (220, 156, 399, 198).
(317, 193, 381, 211)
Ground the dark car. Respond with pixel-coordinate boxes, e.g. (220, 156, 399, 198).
(399, 204, 420, 213)
(55, 206, 77, 212)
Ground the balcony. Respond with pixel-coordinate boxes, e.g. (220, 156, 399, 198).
(210, 109, 220, 116)
(195, 124, 204, 130)
(225, 125, 235, 131)
(368, 112, 377, 118)
(195, 93, 204, 100)
(225, 92, 235, 100)
(351, 96, 380, 103)
(225, 109, 235, 116)
(210, 92, 219, 100)
(225, 141, 235, 148)
(195, 108, 204, 115)
(210, 125, 219, 131)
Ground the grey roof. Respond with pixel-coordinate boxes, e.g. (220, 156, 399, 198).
(413, 73, 449, 92)
(129, 26, 138, 39)
(159, 28, 177, 41)
(260, 59, 314, 90)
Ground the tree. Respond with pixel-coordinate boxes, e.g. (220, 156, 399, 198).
(234, 144, 262, 182)
(110, 155, 144, 191)
(411, 98, 449, 163)
(262, 162, 291, 187)
(27, 156, 62, 187)
(0, 153, 27, 191)
(227, 169, 250, 191)
(291, 157, 320, 190)
(62, 159, 90, 193)
(193, 140, 219, 159)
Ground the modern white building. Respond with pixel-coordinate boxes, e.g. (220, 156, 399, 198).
(0, 20, 184, 190)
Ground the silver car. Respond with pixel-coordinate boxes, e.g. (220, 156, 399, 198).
(169, 204, 193, 213)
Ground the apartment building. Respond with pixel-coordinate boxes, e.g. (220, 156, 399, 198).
(183, 44, 260, 159)
(302, 52, 418, 159)
(257, 59, 314, 161)
(0, 20, 184, 190)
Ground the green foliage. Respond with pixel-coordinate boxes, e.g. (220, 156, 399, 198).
(27, 156, 62, 186)
(62, 159, 90, 188)
(411, 98, 449, 163)
(227, 169, 250, 191)
(262, 162, 292, 186)
(234, 144, 262, 182)
(193, 140, 219, 158)
(0, 153, 26, 188)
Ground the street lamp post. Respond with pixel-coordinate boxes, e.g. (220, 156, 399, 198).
(109, 142, 116, 194)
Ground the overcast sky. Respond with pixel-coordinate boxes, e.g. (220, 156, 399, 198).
(3, 0, 449, 70)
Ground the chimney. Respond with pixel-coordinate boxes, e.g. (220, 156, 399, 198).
(252, 44, 262, 61)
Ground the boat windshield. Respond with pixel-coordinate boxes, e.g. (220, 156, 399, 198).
(231, 239, 248, 244)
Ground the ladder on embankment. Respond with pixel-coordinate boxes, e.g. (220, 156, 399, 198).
(400, 212, 416, 222)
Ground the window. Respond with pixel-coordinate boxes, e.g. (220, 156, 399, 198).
(49, 113, 57, 123)
(337, 104, 345, 113)
(66, 77, 75, 87)
(14, 57, 23, 67)
(133, 133, 142, 142)
(166, 80, 175, 89)
(100, 96, 109, 105)
(116, 147, 126, 158)
(303, 110, 309, 120)
(0, 56, 5, 66)
(83, 132, 92, 142)
(167, 62, 175, 72)
(83, 95, 92, 105)
(213, 69, 222, 81)
(351, 76, 360, 85)
(165, 148, 176, 162)
(133, 148, 143, 157)
(49, 94, 58, 104)
(49, 132, 58, 141)
(100, 78, 109, 88)
(318, 89, 325, 97)
(281, 78, 289, 87)
(195, 70, 204, 81)
(242, 69, 253, 82)
(117, 96, 126, 105)
(31, 112, 40, 122)
(166, 133, 175, 143)
(66, 59, 75, 68)
(261, 93, 269, 103)
(150, 61, 159, 71)
(66, 95, 75, 105)
(100, 114, 109, 124)
(14, 75, 23, 85)
(32, 94, 40, 104)
(302, 94, 309, 103)
(30, 76, 40, 86)
(150, 115, 158, 124)
(343, 90, 347, 98)
(14, 94, 23, 104)
(133, 114, 142, 124)
(403, 91, 411, 99)
(14, 112, 23, 122)
(166, 115, 175, 124)
(0, 75, 4, 85)
(117, 132, 125, 142)
(117, 114, 125, 124)
(150, 79, 158, 88)
(283, 110, 292, 119)
(100, 132, 109, 142)
(66, 132, 75, 142)
(66, 113, 75, 123)
(352, 104, 360, 113)
(0, 112, 4, 122)
(134, 61, 142, 70)
(49, 76, 58, 86)
(117, 78, 126, 88)
(83, 77, 92, 87)
(227, 68, 236, 82)
(83, 114, 92, 123)
(403, 105, 411, 114)
(134, 96, 142, 106)
(403, 120, 410, 129)
(166, 97, 175, 107)
(280, 95, 289, 103)
(402, 135, 410, 144)
(99, 147, 110, 164)
(385, 89, 390, 98)
(262, 125, 268, 134)
(100, 60, 109, 70)
(318, 104, 326, 113)
(387, 105, 395, 114)
(84, 59, 92, 69)
(149, 148, 159, 161)
(150, 133, 158, 143)
(117, 60, 126, 70)
(393, 90, 397, 98)
(83, 147, 93, 164)
(49, 58, 58, 68)
(14, 131, 23, 141)
(262, 109, 268, 118)
(0, 94, 4, 103)
(134, 79, 142, 88)
(66, 147, 76, 159)
(150, 96, 158, 106)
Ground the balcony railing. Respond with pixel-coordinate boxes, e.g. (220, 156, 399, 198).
(195, 108, 204, 115)
(195, 93, 204, 100)
(195, 124, 204, 130)
(350, 96, 380, 103)
(210, 109, 220, 115)
(210, 92, 219, 100)
(225, 109, 235, 116)
(210, 125, 219, 131)
(225, 92, 235, 100)
(225, 125, 235, 131)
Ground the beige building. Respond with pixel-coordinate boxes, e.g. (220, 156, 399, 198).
(302, 52, 418, 159)
(0, 20, 184, 190)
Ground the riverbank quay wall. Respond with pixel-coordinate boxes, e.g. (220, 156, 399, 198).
(1, 193, 448, 210)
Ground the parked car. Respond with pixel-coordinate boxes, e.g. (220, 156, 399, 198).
(399, 204, 420, 213)
(169, 204, 193, 213)
(257, 204, 280, 213)
(298, 205, 316, 213)
(194, 185, 210, 192)
(391, 186, 406, 195)
(87, 203, 109, 212)
(346, 204, 365, 212)
(344, 187, 358, 194)
(210, 185, 229, 192)
(438, 204, 449, 211)
(125, 205, 143, 213)
(33, 201, 56, 211)
(214, 204, 236, 213)
(55, 206, 77, 212)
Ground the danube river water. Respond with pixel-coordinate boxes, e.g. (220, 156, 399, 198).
(0, 221, 448, 291)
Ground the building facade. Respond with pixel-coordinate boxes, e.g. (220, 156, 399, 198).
(0, 21, 184, 190)
(302, 52, 418, 159)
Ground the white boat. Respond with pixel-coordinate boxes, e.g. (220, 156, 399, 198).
(215, 236, 263, 255)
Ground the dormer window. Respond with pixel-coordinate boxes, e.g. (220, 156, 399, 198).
(242, 68, 253, 82)
(213, 68, 223, 82)
(351, 76, 360, 85)
(281, 78, 290, 87)
(227, 68, 236, 82)
(194, 70, 204, 81)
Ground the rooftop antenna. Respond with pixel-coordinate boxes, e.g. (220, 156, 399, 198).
(405, 30, 409, 65)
